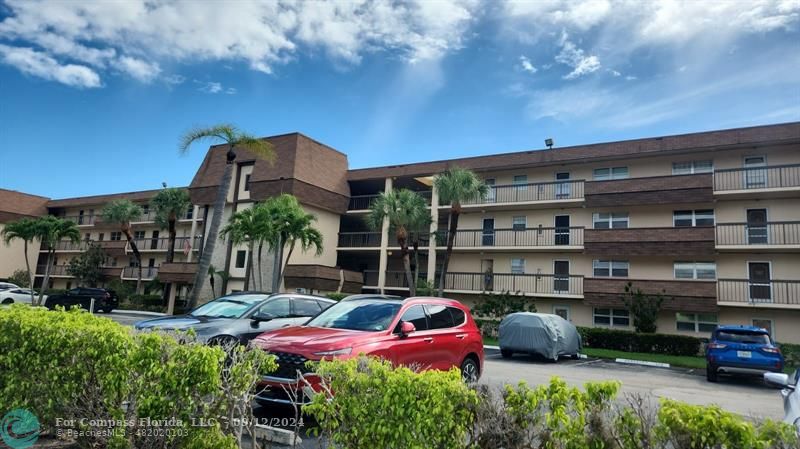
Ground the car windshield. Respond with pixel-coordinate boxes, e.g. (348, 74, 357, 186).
(716, 330, 771, 344)
(190, 294, 267, 319)
(305, 299, 402, 332)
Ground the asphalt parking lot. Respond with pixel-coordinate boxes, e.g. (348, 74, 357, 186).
(109, 312, 785, 422)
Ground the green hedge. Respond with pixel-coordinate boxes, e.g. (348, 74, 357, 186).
(129, 293, 164, 307)
(578, 326, 702, 357)
(0, 304, 275, 448)
(325, 292, 348, 301)
(779, 342, 800, 371)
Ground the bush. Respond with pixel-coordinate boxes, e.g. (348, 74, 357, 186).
(578, 326, 702, 356)
(6, 268, 30, 287)
(325, 292, 348, 301)
(779, 342, 800, 371)
(130, 293, 164, 307)
(305, 356, 478, 449)
(472, 290, 536, 320)
(108, 278, 134, 301)
(0, 304, 275, 448)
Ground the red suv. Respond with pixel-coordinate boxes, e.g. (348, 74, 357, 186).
(252, 295, 484, 405)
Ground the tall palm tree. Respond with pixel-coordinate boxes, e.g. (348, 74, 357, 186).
(1, 217, 41, 304)
(36, 216, 80, 304)
(366, 189, 428, 296)
(261, 194, 324, 291)
(101, 200, 144, 293)
(220, 206, 261, 291)
(180, 124, 275, 308)
(434, 168, 489, 297)
(151, 187, 191, 314)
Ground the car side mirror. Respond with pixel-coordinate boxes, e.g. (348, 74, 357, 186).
(764, 372, 794, 390)
(399, 321, 416, 337)
(251, 312, 274, 324)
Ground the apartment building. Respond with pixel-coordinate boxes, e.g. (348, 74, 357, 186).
(0, 189, 49, 278)
(8, 122, 799, 342)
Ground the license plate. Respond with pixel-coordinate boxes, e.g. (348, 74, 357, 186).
(737, 351, 752, 358)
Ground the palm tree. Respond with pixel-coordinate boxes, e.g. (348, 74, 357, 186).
(366, 189, 428, 296)
(261, 194, 324, 291)
(179, 124, 275, 308)
(151, 187, 191, 313)
(1, 217, 41, 304)
(434, 168, 489, 297)
(101, 200, 144, 293)
(36, 216, 80, 304)
(220, 206, 261, 291)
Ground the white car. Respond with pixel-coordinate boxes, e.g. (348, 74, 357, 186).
(0, 282, 20, 291)
(1, 288, 44, 305)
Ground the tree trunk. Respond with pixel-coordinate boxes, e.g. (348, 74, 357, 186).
(38, 249, 54, 305)
(188, 155, 235, 308)
(437, 207, 460, 297)
(122, 225, 143, 294)
(278, 240, 295, 289)
(209, 273, 215, 298)
(163, 217, 176, 312)
(399, 234, 415, 296)
(244, 243, 254, 291)
(256, 242, 264, 291)
(271, 235, 283, 293)
(412, 237, 420, 288)
(23, 240, 34, 304)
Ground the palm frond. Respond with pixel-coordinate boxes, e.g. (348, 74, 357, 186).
(434, 167, 489, 205)
(178, 124, 238, 153)
(101, 199, 144, 224)
(236, 134, 276, 164)
(151, 188, 191, 229)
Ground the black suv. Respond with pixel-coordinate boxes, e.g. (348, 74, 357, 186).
(45, 287, 119, 313)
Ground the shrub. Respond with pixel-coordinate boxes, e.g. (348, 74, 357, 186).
(0, 304, 275, 448)
(130, 293, 164, 307)
(7, 268, 30, 287)
(578, 326, 702, 356)
(472, 290, 536, 320)
(305, 356, 478, 449)
(779, 342, 800, 371)
(325, 292, 348, 301)
(108, 278, 134, 301)
(622, 282, 665, 333)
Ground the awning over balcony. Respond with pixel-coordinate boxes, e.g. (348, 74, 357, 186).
(283, 264, 363, 293)
(584, 278, 718, 313)
(96, 240, 127, 256)
(157, 262, 198, 283)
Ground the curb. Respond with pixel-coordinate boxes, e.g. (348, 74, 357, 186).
(614, 358, 671, 369)
(110, 309, 167, 317)
(484, 345, 500, 350)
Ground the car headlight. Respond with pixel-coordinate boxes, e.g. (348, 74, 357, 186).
(313, 348, 352, 356)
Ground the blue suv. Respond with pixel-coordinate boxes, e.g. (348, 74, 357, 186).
(706, 325, 784, 383)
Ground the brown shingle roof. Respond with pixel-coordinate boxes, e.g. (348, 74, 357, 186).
(46, 187, 188, 209)
(347, 121, 800, 181)
(0, 189, 50, 222)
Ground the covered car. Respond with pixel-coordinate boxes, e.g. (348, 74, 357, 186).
(498, 312, 581, 361)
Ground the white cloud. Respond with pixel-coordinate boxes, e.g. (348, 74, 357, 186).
(518, 55, 537, 74)
(0, 0, 482, 87)
(225, 87, 237, 95)
(197, 81, 223, 94)
(555, 32, 601, 79)
(0, 44, 101, 88)
(163, 74, 186, 85)
(609, 69, 621, 76)
(625, 75, 637, 81)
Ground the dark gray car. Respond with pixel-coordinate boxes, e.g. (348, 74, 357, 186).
(134, 292, 335, 345)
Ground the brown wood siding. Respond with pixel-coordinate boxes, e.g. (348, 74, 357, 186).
(584, 278, 718, 312)
(585, 173, 713, 207)
(584, 227, 715, 257)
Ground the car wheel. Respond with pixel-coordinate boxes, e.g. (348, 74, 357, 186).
(461, 357, 480, 384)
(2, 298, 13, 305)
(103, 308, 113, 313)
(500, 349, 513, 359)
(706, 365, 718, 383)
(571, 353, 581, 360)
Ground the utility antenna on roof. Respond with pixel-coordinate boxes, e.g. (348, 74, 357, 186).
(545, 138, 554, 149)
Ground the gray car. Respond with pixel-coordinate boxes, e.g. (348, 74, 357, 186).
(765, 370, 800, 433)
(134, 292, 335, 345)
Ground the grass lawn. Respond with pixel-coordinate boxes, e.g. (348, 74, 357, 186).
(580, 348, 707, 370)
(483, 336, 498, 346)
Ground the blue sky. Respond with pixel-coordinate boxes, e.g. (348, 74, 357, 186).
(1, 0, 799, 199)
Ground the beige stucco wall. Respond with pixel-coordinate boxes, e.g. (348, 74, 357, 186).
(286, 204, 340, 268)
(716, 253, 799, 279)
(0, 223, 42, 280)
(715, 199, 800, 222)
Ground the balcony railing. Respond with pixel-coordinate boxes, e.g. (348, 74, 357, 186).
(348, 190, 432, 211)
(714, 164, 800, 192)
(717, 279, 800, 306)
(35, 265, 70, 276)
(716, 222, 800, 246)
(364, 270, 582, 296)
(41, 240, 93, 251)
(442, 227, 584, 247)
(132, 236, 202, 251)
(122, 266, 159, 280)
(338, 232, 383, 247)
(62, 215, 96, 226)
(463, 180, 584, 206)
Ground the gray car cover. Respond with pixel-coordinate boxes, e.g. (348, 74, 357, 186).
(499, 312, 582, 360)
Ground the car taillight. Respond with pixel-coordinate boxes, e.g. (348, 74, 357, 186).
(763, 347, 781, 354)
(707, 343, 727, 349)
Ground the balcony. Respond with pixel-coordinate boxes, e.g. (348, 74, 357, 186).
(122, 266, 159, 280)
(347, 190, 432, 212)
(584, 278, 717, 312)
(62, 215, 96, 226)
(440, 227, 584, 251)
(462, 180, 584, 210)
(584, 227, 715, 257)
(96, 240, 128, 256)
(337, 232, 382, 248)
(716, 222, 800, 251)
(35, 265, 71, 277)
(158, 262, 198, 283)
(585, 173, 713, 207)
(131, 236, 202, 252)
(364, 270, 583, 298)
(714, 164, 800, 198)
(717, 279, 800, 308)
(41, 240, 93, 252)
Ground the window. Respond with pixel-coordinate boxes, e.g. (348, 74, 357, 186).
(672, 160, 713, 175)
(134, 231, 145, 240)
(235, 250, 247, 268)
(593, 308, 629, 327)
(593, 167, 628, 180)
(592, 212, 629, 229)
(593, 260, 629, 277)
(244, 174, 251, 192)
(512, 216, 526, 231)
(98, 233, 104, 241)
(511, 258, 525, 274)
(676, 313, 718, 332)
(553, 305, 570, 321)
(185, 207, 193, 220)
(84, 233, 91, 241)
(448, 307, 466, 326)
(397, 305, 429, 331)
(513, 175, 528, 190)
(427, 304, 455, 329)
(293, 298, 322, 316)
(752, 319, 774, 339)
(674, 262, 716, 280)
(258, 297, 291, 318)
(673, 210, 714, 227)
(110, 232, 121, 241)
